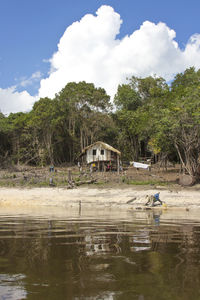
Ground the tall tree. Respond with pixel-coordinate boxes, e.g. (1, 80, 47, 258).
(113, 76, 169, 161)
(169, 68, 200, 178)
(56, 82, 111, 160)
(148, 68, 200, 178)
(0, 112, 12, 164)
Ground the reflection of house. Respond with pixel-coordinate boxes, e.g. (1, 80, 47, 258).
(80, 141, 121, 171)
(85, 234, 112, 256)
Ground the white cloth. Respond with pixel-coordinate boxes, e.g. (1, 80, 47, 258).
(133, 162, 150, 169)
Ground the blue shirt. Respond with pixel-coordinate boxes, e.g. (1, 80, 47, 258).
(154, 193, 160, 201)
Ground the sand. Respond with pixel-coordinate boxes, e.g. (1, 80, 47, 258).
(0, 186, 200, 221)
(0, 186, 200, 207)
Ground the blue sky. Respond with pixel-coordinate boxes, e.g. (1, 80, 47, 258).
(1, 0, 200, 114)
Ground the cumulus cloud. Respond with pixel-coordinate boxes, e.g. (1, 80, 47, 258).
(0, 86, 35, 115)
(39, 5, 200, 99)
(2, 5, 200, 114)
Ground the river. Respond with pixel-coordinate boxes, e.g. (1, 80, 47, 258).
(0, 206, 200, 300)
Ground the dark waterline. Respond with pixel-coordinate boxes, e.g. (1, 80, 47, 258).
(0, 210, 200, 300)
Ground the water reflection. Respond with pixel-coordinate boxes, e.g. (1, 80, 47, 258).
(0, 210, 200, 299)
(0, 274, 27, 300)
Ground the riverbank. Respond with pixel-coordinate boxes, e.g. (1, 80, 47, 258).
(0, 186, 200, 223)
(0, 163, 179, 188)
(0, 164, 200, 219)
(0, 185, 200, 209)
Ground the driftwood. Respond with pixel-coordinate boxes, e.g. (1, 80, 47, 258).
(76, 179, 97, 186)
(67, 180, 76, 189)
(66, 178, 97, 189)
(126, 197, 137, 204)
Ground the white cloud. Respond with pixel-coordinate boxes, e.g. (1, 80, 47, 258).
(20, 71, 42, 87)
(0, 86, 36, 115)
(2, 5, 200, 114)
(38, 5, 200, 99)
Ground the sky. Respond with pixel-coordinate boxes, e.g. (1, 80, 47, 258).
(0, 0, 200, 114)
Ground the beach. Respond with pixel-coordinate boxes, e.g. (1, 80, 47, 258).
(0, 186, 200, 221)
(0, 185, 200, 207)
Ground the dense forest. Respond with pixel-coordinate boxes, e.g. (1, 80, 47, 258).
(0, 67, 200, 179)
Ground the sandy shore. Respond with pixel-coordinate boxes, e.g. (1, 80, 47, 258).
(0, 186, 200, 207)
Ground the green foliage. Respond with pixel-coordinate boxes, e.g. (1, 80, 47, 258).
(114, 84, 141, 111)
(113, 75, 169, 161)
(0, 69, 200, 181)
(0, 81, 113, 166)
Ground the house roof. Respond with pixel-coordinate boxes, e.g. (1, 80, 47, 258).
(81, 141, 121, 156)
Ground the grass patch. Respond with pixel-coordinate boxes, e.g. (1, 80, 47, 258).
(0, 181, 17, 187)
(127, 180, 169, 186)
(93, 180, 105, 185)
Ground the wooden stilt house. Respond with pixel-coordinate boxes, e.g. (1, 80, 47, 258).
(80, 141, 121, 172)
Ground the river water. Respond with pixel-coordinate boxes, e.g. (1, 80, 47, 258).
(0, 206, 200, 300)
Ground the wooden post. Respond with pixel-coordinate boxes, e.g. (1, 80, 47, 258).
(117, 155, 120, 175)
(79, 200, 82, 216)
(68, 169, 72, 182)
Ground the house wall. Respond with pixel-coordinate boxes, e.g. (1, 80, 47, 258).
(86, 145, 113, 164)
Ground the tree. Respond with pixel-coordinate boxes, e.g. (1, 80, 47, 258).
(168, 68, 200, 179)
(148, 68, 200, 179)
(5, 112, 31, 165)
(113, 76, 169, 161)
(56, 81, 111, 161)
(28, 97, 60, 165)
(0, 112, 12, 164)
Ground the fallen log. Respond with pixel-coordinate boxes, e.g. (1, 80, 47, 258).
(76, 179, 97, 186)
(126, 197, 137, 204)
